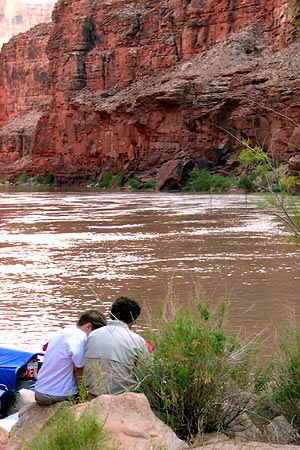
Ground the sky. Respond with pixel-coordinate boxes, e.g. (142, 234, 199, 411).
(25, 0, 55, 3)
(16, 0, 56, 4)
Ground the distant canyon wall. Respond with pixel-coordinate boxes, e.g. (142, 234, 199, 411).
(0, 0, 300, 187)
(0, 0, 55, 49)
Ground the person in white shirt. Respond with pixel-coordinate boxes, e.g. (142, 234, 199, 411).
(84, 296, 149, 397)
(35, 309, 107, 405)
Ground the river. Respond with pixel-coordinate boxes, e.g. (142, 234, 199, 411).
(0, 188, 300, 357)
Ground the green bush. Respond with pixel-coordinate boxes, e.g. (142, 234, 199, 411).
(15, 173, 30, 184)
(18, 402, 114, 450)
(113, 170, 126, 187)
(126, 178, 140, 190)
(212, 173, 237, 192)
(295, 17, 300, 39)
(237, 173, 257, 192)
(136, 300, 258, 439)
(34, 173, 54, 185)
(97, 171, 126, 189)
(184, 167, 211, 191)
(267, 328, 300, 428)
(142, 179, 156, 190)
(98, 172, 113, 188)
(184, 168, 236, 193)
(96, 173, 155, 190)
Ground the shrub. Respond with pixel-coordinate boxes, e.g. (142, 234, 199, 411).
(126, 178, 140, 190)
(184, 167, 212, 191)
(184, 168, 236, 193)
(237, 173, 256, 192)
(212, 173, 237, 192)
(15, 173, 30, 184)
(97, 171, 126, 189)
(98, 172, 113, 188)
(34, 173, 54, 185)
(136, 300, 259, 440)
(267, 328, 300, 429)
(113, 170, 126, 187)
(142, 179, 156, 190)
(18, 402, 114, 450)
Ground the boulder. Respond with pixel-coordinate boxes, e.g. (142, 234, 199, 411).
(226, 411, 263, 442)
(193, 432, 300, 449)
(7, 392, 188, 450)
(194, 443, 300, 450)
(289, 155, 300, 172)
(156, 159, 192, 191)
(265, 415, 300, 445)
(0, 427, 8, 450)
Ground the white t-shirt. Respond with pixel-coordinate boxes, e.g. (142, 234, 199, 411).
(84, 320, 149, 396)
(35, 325, 87, 397)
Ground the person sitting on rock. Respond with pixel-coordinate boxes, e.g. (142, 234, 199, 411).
(84, 296, 149, 397)
(34, 309, 107, 405)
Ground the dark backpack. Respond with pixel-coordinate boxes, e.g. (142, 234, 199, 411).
(0, 384, 15, 418)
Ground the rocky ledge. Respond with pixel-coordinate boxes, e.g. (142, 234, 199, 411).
(1, 393, 300, 450)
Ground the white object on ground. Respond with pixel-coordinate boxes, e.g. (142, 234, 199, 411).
(0, 412, 19, 432)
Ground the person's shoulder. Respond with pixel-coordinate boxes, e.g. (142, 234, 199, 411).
(63, 325, 86, 342)
(130, 330, 147, 344)
(88, 326, 107, 339)
(62, 324, 80, 335)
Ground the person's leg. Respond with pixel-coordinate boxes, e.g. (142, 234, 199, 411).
(34, 391, 69, 405)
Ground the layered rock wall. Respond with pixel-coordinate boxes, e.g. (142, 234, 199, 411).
(1, 23, 52, 120)
(47, 0, 292, 93)
(0, 22, 52, 169)
(0, 0, 300, 185)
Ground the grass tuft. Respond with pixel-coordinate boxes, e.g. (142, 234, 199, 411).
(18, 402, 114, 450)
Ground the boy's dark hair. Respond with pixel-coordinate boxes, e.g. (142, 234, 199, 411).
(110, 297, 141, 324)
(77, 309, 107, 331)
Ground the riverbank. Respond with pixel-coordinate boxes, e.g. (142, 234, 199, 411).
(2, 394, 300, 450)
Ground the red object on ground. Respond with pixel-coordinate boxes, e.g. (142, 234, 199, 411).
(146, 340, 155, 352)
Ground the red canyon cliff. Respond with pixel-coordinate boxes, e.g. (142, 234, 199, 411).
(0, 0, 300, 187)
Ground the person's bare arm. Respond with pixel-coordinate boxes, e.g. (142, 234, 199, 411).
(74, 365, 84, 387)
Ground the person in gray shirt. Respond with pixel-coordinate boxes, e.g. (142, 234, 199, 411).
(84, 296, 149, 397)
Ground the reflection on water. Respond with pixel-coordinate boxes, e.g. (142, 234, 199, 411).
(0, 189, 300, 355)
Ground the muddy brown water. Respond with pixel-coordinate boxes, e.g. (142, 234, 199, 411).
(0, 188, 300, 358)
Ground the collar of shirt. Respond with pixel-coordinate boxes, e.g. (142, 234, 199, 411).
(108, 319, 129, 329)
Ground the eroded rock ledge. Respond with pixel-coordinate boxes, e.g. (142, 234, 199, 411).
(0, 0, 300, 186)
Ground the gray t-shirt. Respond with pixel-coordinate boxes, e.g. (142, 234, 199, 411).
(84, 319, 149, 396)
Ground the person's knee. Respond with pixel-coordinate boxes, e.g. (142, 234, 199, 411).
(35, 392, 50, 405)
(34, 391, 58, 405)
